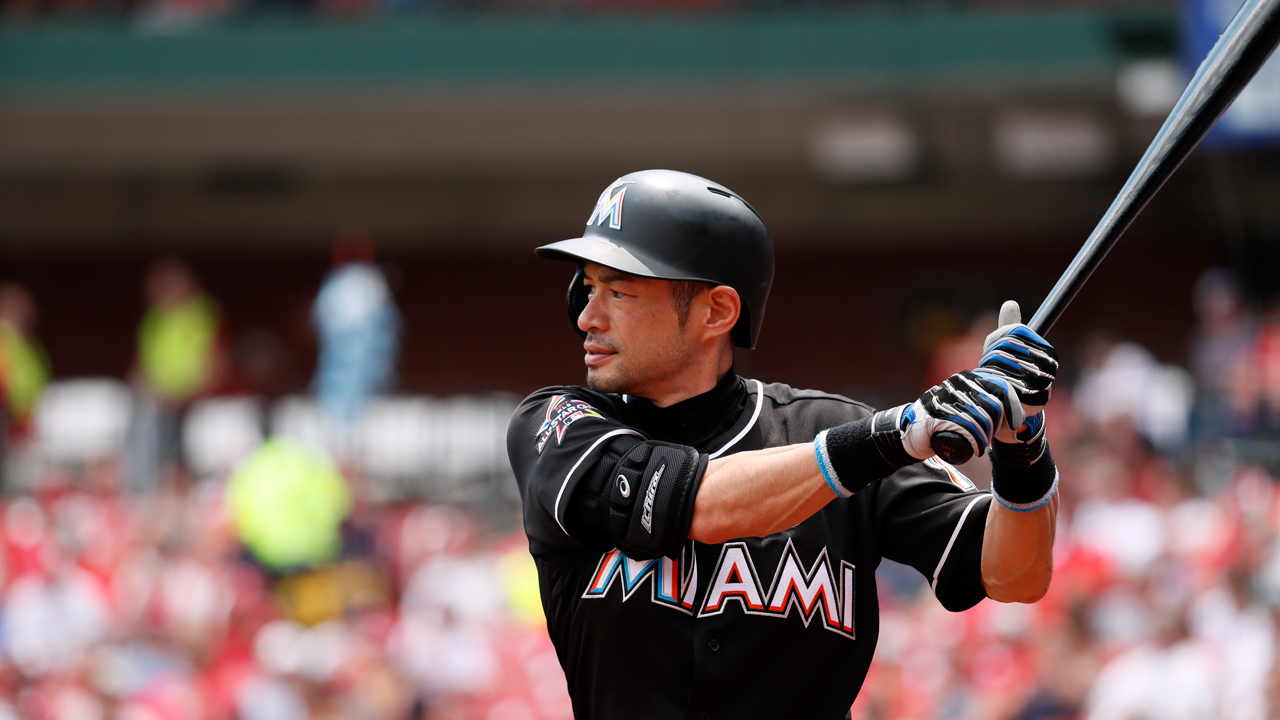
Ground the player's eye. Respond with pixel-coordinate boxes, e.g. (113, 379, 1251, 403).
(611, 290, 626, 299)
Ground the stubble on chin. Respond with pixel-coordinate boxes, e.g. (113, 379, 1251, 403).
(584, 334, 626, 393)
(585, 364, 624, 394)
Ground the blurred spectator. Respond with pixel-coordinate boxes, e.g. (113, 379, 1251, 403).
(0, 283, 51, 436)
(311, 233, 401, 457)
(129, 257, 227, 492)
(133, 0, 233, 33)
(1190, 268, 1256, 441)
(0, 283, 50, 492)
(1070, 453, 1168, 578)
(2, 516, 111, 678)
(1083, 603, 1219, 720)
(226, 437, 351, 572)
(1074, 336, 1195, 453)
(1013, 600, 1101, 720)
(138, 257, 225, 404)
(1229, 313, 1280, 442)
(1189, 563, 1275, 720)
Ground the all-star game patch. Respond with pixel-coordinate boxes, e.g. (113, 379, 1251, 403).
(536, 395, 604, 454)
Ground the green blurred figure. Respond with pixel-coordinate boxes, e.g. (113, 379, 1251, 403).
(129, 258, 227, 491)
(138, 257, 224, 403)
(226, 437, 352, 571)
(0, 283, 51, 491)
(0, 283, 51, 433)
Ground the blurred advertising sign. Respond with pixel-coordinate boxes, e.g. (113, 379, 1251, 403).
(1186, 0, 1280, 144)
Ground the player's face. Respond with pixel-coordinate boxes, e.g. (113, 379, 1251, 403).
(577, 263, 699, 397)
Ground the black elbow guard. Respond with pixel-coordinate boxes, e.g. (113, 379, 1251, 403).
(607, 441, 707, 559)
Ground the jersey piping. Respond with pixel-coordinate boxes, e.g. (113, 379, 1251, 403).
(553, 427, 645, 536)
(930, 494, 987, 595)
(707, 379, 764, 459)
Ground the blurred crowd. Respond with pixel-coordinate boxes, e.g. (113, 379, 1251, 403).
(1, 261, 1279, 720)
(868, 267, 1280, 720)
(0, 471, 562, 720)
(0, 0, 917, 22)
(0, 246, 563, 720)
(0, 0, 1176, 24)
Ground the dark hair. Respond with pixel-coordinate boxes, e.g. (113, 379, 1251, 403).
(670, 280, 713, 328)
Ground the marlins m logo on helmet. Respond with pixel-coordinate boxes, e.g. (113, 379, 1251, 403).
(585, 179, 635, 230)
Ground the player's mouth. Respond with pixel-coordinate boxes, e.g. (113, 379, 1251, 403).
(583, 341, 616, 367)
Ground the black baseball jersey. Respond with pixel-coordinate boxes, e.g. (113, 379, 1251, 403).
(507, 373, 993, 720)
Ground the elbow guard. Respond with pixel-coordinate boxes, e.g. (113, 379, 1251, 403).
(606, 441, 707, 559)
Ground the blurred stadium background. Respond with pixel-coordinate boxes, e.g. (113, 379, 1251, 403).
(3, 0, 1280, 717)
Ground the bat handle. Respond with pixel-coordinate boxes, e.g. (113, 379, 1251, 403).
(931, 431, 974, 465)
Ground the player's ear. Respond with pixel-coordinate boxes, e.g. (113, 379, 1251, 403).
(703, 286, 741, 339)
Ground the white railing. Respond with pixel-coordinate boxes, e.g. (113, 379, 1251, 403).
(27, 379, 519, 502)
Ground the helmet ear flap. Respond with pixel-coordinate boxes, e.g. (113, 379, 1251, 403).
(566, 265, 589, 339)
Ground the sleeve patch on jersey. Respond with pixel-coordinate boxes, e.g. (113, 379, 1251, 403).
(536, 395, 604, 454)
(925, 457, 976, 492)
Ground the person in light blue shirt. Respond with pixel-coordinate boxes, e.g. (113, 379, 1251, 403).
(312, 235, 401, 454)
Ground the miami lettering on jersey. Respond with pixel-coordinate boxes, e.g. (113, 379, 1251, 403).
(536, 395, 604, 454)
(582, 548, 698, 613)
(582, 539, 856, 640)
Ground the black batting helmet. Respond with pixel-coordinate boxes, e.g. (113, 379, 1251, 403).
(536, 169, 775, 349)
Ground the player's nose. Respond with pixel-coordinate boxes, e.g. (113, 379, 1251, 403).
(577, 291, 608, 335)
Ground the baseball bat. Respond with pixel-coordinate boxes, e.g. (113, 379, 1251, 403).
(931, 0, 1280, 466)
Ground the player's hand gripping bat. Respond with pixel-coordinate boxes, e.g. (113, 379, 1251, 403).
(930, 0, 1280, 465)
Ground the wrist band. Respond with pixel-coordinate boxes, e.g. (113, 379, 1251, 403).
(814, 429, 852, 498)
(813, 414, 917, 500)
(990, 439, 1056, 508)
(991, 468, 1058, 512)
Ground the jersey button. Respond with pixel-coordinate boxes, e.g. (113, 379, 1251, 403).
(708, 639, 720, 652)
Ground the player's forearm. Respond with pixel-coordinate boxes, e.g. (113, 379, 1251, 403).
(688, 444, 835, 544)
(980, 493, 1057, 603)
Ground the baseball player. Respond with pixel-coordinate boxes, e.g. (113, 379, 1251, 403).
(507, 170, 1060, 720)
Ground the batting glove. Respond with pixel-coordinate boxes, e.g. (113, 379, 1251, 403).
(876, 369, 1025, 461)
(977, 297, 1059, 453)
(980, 300, 1059, 415)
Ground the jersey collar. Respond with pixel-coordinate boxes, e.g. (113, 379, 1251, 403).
(623, 368, 749, 448)
(706, 378, 764, 458)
